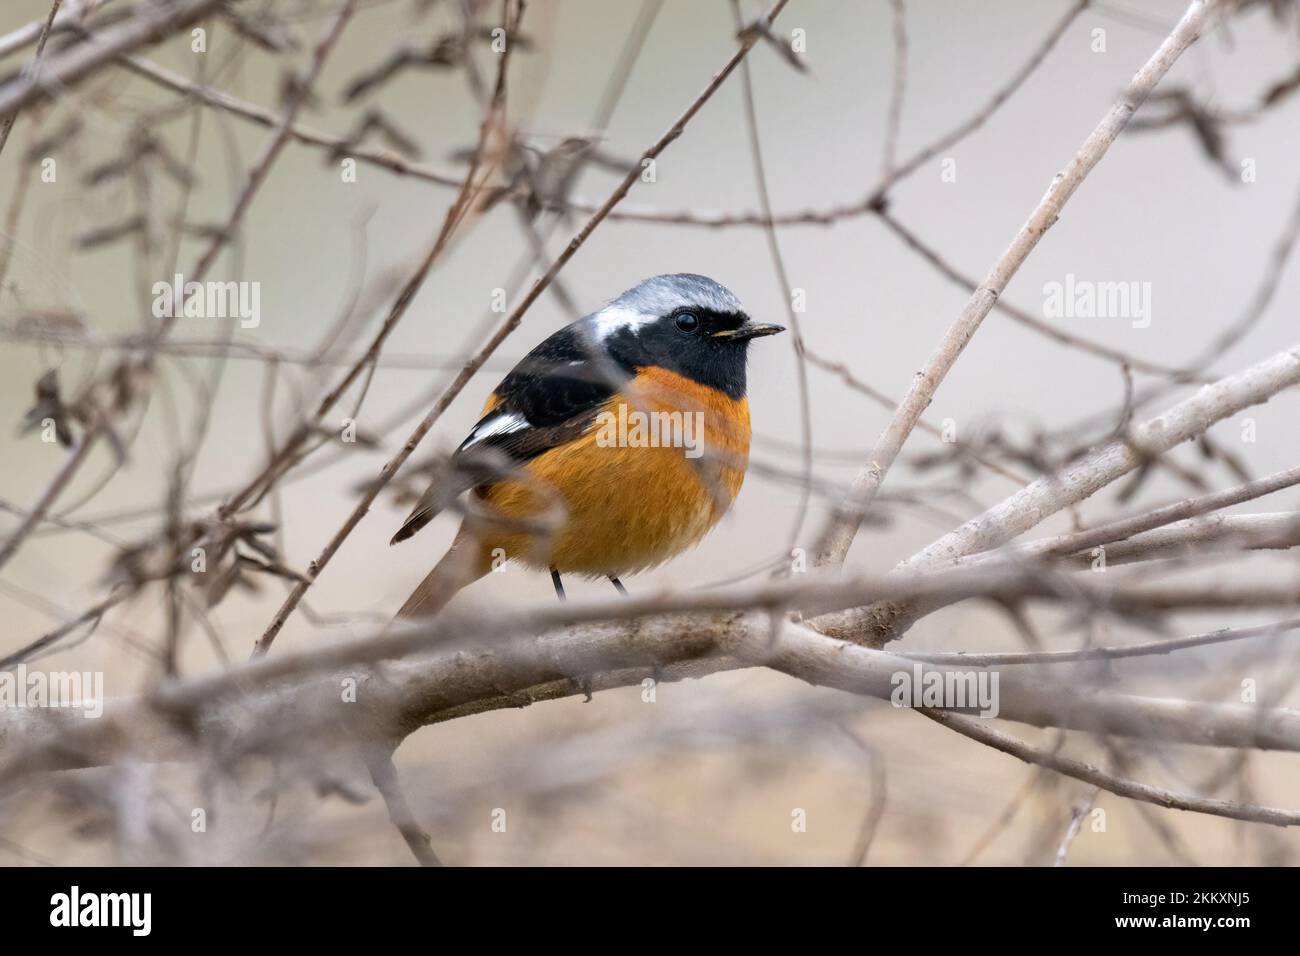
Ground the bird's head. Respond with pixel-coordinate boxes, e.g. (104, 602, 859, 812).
(586, 273, 784, 399)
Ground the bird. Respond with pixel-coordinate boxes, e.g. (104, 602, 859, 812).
(390, 273, 784, 619)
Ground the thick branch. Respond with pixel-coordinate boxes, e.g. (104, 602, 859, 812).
(7, 601, 1300, 797)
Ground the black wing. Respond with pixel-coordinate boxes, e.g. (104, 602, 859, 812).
(390, 321, 631, 544)
(459, 321, 630, 460)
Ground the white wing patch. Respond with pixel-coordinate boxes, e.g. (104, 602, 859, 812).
(460, 411, 529, 451)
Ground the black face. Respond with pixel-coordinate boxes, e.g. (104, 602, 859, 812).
(604, 308, 765, 400)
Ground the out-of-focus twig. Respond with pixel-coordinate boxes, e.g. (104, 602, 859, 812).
(0, 0, 63, 161)
(0, 0, 230, 116)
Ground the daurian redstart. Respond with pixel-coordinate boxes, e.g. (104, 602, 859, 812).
(391, 274, 783, 617)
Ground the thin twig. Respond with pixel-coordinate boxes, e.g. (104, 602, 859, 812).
(906, 618, 1300, 666)
(0, 0, 63, 161)
(924, 710, 1300, 828)
(813, 0, 1222, 568)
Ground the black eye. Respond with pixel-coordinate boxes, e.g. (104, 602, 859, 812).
(674, 311, 699, 333)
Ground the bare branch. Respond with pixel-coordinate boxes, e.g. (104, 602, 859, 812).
(812, 0, 1223, 568)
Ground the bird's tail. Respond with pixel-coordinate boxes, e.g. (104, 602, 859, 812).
(394, 523, 492, 619)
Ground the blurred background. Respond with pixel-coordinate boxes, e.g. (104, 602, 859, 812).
(1, 0, 1299, 864)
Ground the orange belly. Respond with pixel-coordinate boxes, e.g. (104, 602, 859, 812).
(474, 368, 750, 576)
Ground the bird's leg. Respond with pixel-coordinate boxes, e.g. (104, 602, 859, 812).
(608, 575, 627, 596)
(551, 567, 591, 700)
(575, 675, 594, 702)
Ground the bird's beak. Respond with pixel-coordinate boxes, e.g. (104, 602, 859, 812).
(711, 321, 785, 341)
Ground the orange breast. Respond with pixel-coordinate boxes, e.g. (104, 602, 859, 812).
(474, 367, 751, 576)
